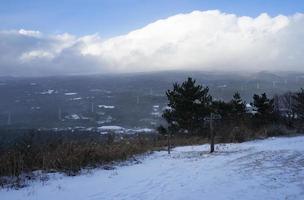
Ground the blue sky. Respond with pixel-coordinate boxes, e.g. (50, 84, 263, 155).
(1, 0, 303, 37)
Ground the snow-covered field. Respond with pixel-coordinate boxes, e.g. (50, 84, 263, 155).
(1, 136, 304, 200)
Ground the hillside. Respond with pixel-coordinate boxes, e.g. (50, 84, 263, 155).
(1, 136, 304, 200)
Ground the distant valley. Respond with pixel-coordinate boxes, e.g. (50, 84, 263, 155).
(0, 71, 303, 131)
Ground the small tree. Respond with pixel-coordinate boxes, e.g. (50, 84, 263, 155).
(230, 92, 246, 121)
(212, 92, 246, 122)
(212, 100, 233, 120)
(252, 93, 275, 126)
(163, 77, 212, 135)
(293, 88, 304, 120)
(211, 93, 246, 143)
(279, 92, 296, 127)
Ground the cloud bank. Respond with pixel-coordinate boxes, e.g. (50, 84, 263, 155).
(0, 10, 304, 76)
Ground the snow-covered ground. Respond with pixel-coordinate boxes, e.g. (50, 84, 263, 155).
(1, 136, 304, 200)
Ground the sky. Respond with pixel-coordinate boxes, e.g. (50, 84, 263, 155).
(1, 0, 304, 37)
(0, 0, 304, 76)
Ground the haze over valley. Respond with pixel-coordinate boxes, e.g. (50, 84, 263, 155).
(1, 71, 303, 131)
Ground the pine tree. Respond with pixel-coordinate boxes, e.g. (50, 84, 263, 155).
(163, 77, 212, 135)
(212, 92, 246, 122)
(293, 88, 304, 120)
(212, 100, 233, 120)
(230, 92, 246, 120)
(252, 93, 275, 125)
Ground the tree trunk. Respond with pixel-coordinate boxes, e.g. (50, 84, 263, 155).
(167, 132, 171, 154)
(210, 132, 215, 153)
(210, 113, 215, 153)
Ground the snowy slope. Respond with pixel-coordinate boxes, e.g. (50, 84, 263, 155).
(1, 136, 304, 200)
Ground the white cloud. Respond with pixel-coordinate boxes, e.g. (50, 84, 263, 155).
(0, 10, 303, 76)
(20, 50, 54, 61)
(18, 29, 41, 37)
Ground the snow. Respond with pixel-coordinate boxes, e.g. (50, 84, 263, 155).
(246, 103, 252, 108)
(65, 114, 81, 120)
(98, 105, 115, 109)
(124, 128, 155, 134)
(193, 99, 201, 104)
(97, 126, 124, 131)
(40, 90, 54, 95)
(151, 111, 161, 116)
(70, 114, 80, 120)
(70, 97, 82, 101)
(246, 103, 258, 114)
(1, 136, 304, 200)
(64, 92, 77, 96)
(133, 128, 154, 133)
(162, 106, 172, 111)
(98, 126, 125, 134)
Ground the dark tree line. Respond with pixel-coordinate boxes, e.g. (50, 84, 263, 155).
(159, 77, 304, 151)
(293, 88, 304, 120)
(273, 88, 304, 128)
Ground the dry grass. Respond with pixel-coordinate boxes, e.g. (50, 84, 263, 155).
(0, 130, 210, 187)
(0, 124, 298, 188)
